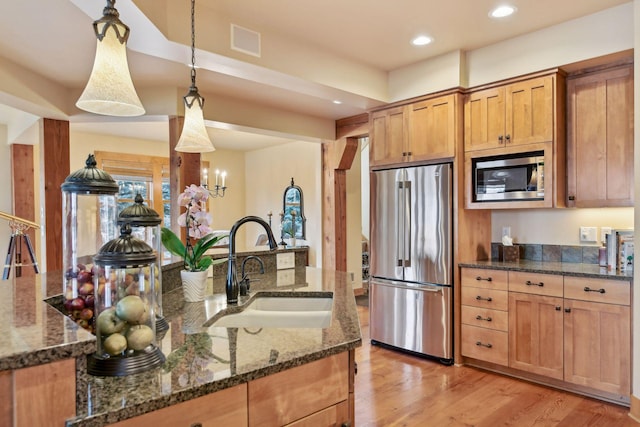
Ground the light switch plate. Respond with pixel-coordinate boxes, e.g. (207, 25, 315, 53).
(277, 252, 295, 269)
(579, 226, 597, 242)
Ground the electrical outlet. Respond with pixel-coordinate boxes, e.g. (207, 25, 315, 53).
(601, 227, 612, 243)
(502, 226, 511, 238)
(579, 226, 597, 242)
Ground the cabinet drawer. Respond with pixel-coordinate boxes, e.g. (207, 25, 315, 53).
(509, 271, 563, 297)
(461, 287, 508, 311)
(564, 276, 630, 306)
(461, 305, 508, 331)
(461, 324, 508, 366)
(461, 268, 508, 291)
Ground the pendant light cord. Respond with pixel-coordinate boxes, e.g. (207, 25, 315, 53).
(190, 0, 197, 87)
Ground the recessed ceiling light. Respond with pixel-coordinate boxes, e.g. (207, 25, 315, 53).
(333, 100, 342, 105)
(411, 35, 433, 46)
(489, 5, 517, 19)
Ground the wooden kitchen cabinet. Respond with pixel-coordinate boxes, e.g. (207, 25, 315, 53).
(508, 292, 564, 379)
(8, 358, 77, 427)
(460, 267, 631, 404)
(464, 75, 555, 152)
(563, 276, 631, 398)
(408, 94, 457, 161)
(249, 352, 350, 427)
(460, 268, 509, 366)
(566, 63, 634, 207)
(370, 106, 407, 166)
(370, 92, 459, 167)
(109, 384, 248, 427)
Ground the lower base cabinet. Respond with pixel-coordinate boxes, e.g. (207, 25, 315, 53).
(460, 267, 631, 404)
(564, 299, 630, 397)
(109, 385, 248, 427)
(508, 292, 564, 380)
(1, 358, 77, 427)
(109, 351, 353, 427)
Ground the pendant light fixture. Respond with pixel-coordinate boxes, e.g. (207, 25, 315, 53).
(76, 0, 145, 117)
(175, 0, 215, 153)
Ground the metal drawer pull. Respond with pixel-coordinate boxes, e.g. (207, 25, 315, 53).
(584, 286, 605, 294)
(475, 276, 492, 282)
(476, 315, 492, 322)
(476, 341, 492, 348)
(525, 280, 544, 287)
(565, 308, 571, 313)
(476, 295, 492, 302)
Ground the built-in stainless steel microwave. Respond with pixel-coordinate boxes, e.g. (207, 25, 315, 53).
(472, 150, 545, 202)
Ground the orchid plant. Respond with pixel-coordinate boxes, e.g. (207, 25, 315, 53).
(161, 184, 227, 272)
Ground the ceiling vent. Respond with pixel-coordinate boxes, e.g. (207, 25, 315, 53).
(231, 24, 261, 57)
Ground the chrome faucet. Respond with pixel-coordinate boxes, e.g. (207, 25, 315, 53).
(239, 255, 265, 296)
(226, 216, 277, 304)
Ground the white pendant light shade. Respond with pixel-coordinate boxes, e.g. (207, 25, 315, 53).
(76, 3, 145, 117)
(175, 0, 215, 153)
(175, 94, 215, 153)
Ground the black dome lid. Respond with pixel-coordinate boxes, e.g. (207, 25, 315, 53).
(118, 193, 162, 226)
(94, 224, 156, 267)
(61, 154, 119, 194)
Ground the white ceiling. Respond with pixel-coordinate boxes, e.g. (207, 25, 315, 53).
(0, 0, 630, 150)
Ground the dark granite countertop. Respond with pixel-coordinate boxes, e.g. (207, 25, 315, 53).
(0, 273, 96, 372)
(459, 260, 633, 281)
(64, 266, 361, 427)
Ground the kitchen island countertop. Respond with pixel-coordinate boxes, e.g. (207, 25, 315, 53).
(1, 266, 361, 427)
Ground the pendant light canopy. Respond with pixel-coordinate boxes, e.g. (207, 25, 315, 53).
(175, 0, 215, 153)
(76, 0, 145, 117)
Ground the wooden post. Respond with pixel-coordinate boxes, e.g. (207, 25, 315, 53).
(42, 119, 70, 273)
(168, 116, 201, 242)
(321, 114, 368, 272)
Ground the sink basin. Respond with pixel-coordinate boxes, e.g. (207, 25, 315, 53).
(210, 296, 333, 328)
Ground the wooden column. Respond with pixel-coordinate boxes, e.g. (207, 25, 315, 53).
(321, 114, 368, 271)
(42, 119, 70, 273)
(168, 116, 201, 241)
(11, 144, 37, 277)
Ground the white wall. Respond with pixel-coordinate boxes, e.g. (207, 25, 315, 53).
(360, 141, 370, 242)
(0, 125, 11, 261)
(492, 208, 634, 246)
(201, 148, 246, 232)
(346, 144, 363, 289)
(244, 141, 322, 267)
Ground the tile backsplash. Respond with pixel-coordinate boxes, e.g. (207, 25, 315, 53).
(491, 242, 600, 264)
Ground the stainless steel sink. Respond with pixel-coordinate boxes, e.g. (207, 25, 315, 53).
(209, 296, 333, 328)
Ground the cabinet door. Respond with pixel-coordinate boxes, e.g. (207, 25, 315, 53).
(370, 106, 408, 166)
(508, 292, 563, 379)
(109, 384, 248, 427)
(409, 94, 456, 161)
(566, 65, 633, 207)
(248, 352, 349, 427)
(504, 75, 554, 147)
(564, 299, 630, 397)
(464, 86, 505, 151)
(14, 358, 76, 427)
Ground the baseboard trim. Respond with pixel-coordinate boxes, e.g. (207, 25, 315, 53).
(629, 395, 640, 422)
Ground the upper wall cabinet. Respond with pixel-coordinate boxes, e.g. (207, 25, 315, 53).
(566, 63, 634, 208)
(463, 71, 566, 209)
(370, 93, 459, 168)
(464, 75, 555, 152)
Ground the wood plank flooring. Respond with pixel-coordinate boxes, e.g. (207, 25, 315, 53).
(354, 302, 637, 427)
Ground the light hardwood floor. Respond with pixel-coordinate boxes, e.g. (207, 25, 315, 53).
(354, 302, 637, 427)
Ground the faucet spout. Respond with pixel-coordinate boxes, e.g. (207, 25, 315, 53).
(226, 216, 278, 304)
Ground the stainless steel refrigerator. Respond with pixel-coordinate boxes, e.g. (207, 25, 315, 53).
(369, 163, 453, 363)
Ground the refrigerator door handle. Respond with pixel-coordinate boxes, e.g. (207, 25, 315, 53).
(403, 180, 411, 267)
(396, 180, 404, 267)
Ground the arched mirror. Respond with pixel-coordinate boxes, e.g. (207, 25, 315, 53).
(282, 178, 306, 240)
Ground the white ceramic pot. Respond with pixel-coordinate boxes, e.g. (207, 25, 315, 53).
(181, 270, 208, 302)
